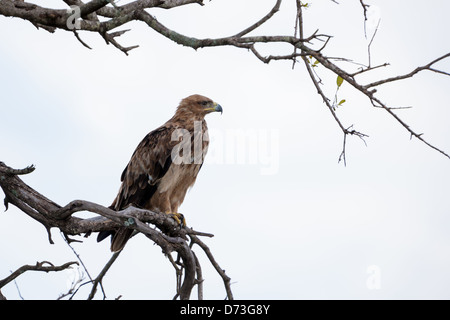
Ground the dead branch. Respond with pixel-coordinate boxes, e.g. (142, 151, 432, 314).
(0, 261, 79, 298)
(1, 1, 449, 160)
(0, 161, 232, 300)
(87, 251, 121, 300)
(365, 52, 450, 88)
(302, 49, 450, 161)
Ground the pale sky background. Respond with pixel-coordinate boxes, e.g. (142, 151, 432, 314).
(1, 0, 450, 300)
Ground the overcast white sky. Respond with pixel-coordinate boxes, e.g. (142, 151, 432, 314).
(1, 0, 450, 300)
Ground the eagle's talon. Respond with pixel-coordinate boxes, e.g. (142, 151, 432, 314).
(167, 212, 186, 228)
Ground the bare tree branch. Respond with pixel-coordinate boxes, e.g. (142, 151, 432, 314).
(302, 49, 450, 160)
(0, 261, 79, 297)
(233, 0, 282, 38)
(0, 161, 232, 300)
(359, 0, 370, 37)
(365, 52, 450, 88)
(87, 251, 121, 300)
(1, 1, 448, 161)
(190, 234, 234, 300)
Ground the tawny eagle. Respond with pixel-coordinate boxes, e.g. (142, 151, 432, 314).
(97, 94, 223, 251)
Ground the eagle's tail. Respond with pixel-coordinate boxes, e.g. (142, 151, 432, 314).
(97, 230, 114, 243)
(110, 228, 134, 252)
(97, 228, 133, 252)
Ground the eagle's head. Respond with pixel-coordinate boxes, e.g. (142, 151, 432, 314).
(176, 94, 223, 118)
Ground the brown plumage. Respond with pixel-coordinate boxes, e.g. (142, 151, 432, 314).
(97, 94, 223, 251)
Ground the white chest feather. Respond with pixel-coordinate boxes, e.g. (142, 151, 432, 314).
(157, 163, 201, 195)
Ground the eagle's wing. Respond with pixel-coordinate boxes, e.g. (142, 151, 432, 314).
(112, 125, 176, 211)
(97, 125, 176, 249)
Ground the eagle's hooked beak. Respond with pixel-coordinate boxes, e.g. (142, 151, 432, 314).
(214, 103, 223, 115)
(205, 102, 223, 114)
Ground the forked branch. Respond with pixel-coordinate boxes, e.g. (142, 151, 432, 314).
(0, 161, 232, 300)
(1, 0, 449, 160)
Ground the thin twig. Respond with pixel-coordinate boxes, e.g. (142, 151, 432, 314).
(0, 163, 35, 176)
(367, 18, 380, 67)
(73, 30, 92, 49)
(168, 253, 182, 299)
(365, 52, 450, 88)
(87, 251, 121, 300)
(190, 234, 233, 300)
(360, 0, 370, 38)
(0, 261, 78, 289)
(233, 0, 282, 38)
(192, 251, 204, 300)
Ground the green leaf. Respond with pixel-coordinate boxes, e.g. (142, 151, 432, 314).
(338, 99, 346, 106)
(312, 59, 320, 67)
(336, 75, 344, 87)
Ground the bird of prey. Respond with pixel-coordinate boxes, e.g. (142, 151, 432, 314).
(97, 94, 223, 251)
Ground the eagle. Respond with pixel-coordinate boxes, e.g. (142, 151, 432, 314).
(97, 94, 223, 251)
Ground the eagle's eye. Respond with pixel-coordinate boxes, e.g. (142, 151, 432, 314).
(199, 100, 209, 106)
